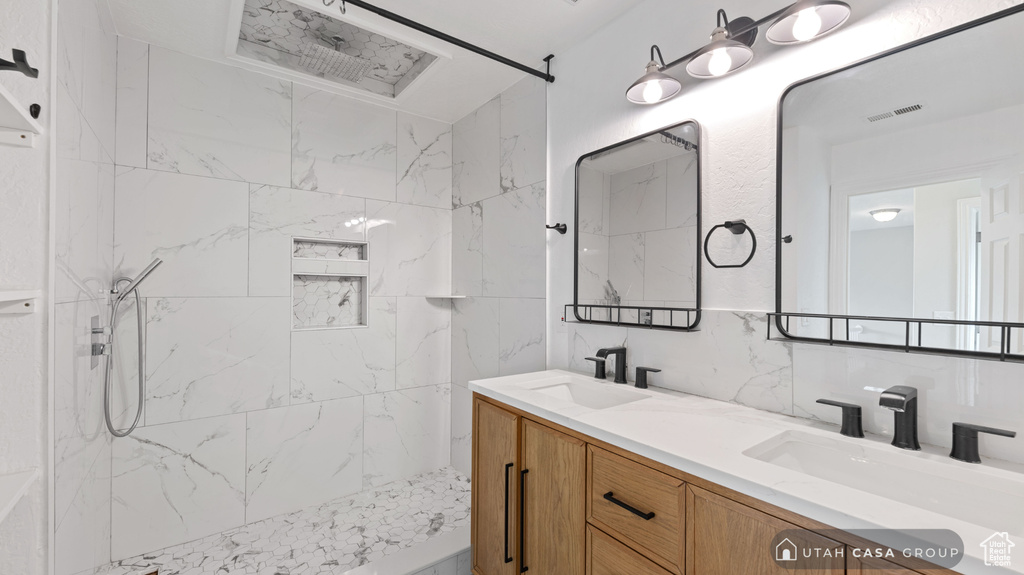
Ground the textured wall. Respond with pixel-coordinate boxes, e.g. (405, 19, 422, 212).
(0, 0, 51, 573)
(548, 0, 1024, 463)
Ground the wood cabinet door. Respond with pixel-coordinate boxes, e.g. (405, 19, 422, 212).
(588, 525, 673, 575)
(847, 553, 927, 574)
(472, 398, 520, 575)
(522, 418, 587, 575)
(686, 486, 845, 575)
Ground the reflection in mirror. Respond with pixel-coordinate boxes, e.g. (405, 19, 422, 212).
(575, 121, 701, 330)
(779, 6, 1024, 355)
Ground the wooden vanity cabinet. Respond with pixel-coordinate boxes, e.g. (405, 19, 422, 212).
(471, 397, 586, 575)
(686, 485, 844, 575)
(472, 399, 520, 575)
(848, 554, 936, 575)
(472, 394, 956, 575)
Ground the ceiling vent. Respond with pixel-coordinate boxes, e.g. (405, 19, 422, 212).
(866, 103, 924, 123)
(893, 104, 923, 115)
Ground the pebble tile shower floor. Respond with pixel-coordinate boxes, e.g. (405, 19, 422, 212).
(88, 467, 471, 575)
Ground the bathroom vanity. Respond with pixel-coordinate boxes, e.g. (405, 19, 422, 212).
(469, 371, 1023, 575)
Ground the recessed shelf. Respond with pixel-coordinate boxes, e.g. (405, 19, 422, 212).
(0, 83, 42, 148)
(0, 289, 41, 314)
(292, 238, 367, 261)
(292, 274, 367, 330)
(0, 469, 40, 526)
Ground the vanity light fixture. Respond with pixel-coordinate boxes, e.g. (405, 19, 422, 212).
(626, 0, 851, 103)
(685, 12, 756, 79)
(870, 208, 901, 222)
(626, 46, 683, 104)
(766, 0, 852, 45)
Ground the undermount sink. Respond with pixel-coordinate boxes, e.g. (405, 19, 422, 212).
(530, 379, 646, 410)
(744, 430, 1024, 535)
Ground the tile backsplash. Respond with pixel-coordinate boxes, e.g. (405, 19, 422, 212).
(565, 309, 1024, 465)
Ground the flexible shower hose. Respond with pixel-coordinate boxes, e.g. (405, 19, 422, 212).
(103, 277, 145, 437)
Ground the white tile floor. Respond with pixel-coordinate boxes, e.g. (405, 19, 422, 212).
(86, 467, 470, 575)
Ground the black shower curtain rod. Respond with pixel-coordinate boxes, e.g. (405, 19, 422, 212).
(337, 0, 555, 83)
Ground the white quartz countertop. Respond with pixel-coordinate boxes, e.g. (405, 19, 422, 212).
(469, 369, 1024, 575)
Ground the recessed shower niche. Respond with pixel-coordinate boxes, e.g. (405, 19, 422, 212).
(291, 237, 369, 330)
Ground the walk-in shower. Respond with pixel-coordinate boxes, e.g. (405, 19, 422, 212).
(98, 259, 162, 437)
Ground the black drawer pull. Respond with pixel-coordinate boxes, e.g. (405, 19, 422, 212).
(503, 462, 513, 564)
(603, 491, 656, 520)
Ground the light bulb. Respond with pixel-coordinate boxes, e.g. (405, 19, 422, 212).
(707, 48, 733, 77)
(870, 208, 900, 222)
(792, 7, 823, 42)
(642, 81, 664, 103)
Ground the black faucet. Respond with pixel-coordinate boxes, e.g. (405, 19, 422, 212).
(815, 399, 864, 438)
(584, 356, 607, 379)
(879, 385, 920, 450)
(596, 347, 627, 383)
(634, 367, 660, 389)
(949, 423, 1016, 464)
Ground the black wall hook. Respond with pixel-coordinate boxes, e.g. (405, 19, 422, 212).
(704, 219, 757, 268)
(546, 223, 567, 234)
(0, 49, 39, 79)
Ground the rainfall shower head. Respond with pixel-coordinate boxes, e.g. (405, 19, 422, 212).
(298, 35, 373, 82)
(115, 259, 162, 304)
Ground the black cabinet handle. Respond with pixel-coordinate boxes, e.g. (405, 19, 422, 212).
(503, 462, 513, 564)
(603, 491, 656, 520)
(520, 469, 529, 573)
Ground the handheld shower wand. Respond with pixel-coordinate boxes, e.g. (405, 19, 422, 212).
(114, 258, 162, 305)
(103, 259, 162, 437)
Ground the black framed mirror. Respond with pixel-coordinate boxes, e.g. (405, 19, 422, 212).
(573, 120, 702, 330)
(775, 4, 1024, 360)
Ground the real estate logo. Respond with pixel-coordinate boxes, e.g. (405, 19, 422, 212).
(776, 538, 798, 562)
(981, 532, 1015, 568)
(771, 529, 964, 570)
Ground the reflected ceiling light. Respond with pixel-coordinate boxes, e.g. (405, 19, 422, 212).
(870, 208, 901, 222)
(766, 0, 851, 45)
(626, 2, 852, 104)
(625, 46, 682, 104)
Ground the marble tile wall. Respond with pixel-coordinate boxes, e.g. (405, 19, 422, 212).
(562, 309, 1024, 465)
(53, 0, 117, 573)
(55, 40, 461, 570)
(450, 76, 548, 477)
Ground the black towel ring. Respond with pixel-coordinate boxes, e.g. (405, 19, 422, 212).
(703, 220, 756, 269)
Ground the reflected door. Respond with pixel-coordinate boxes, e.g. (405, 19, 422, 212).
(980, 156, 1024, 353)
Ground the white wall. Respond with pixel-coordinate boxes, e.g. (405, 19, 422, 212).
(0, 0, 51, 573)
(781, 125, 831, 337)
(913, 179, 981, 347)
(548, 0, 1024, 464)
(848, 226, 914, 345)
(50, 1, 118, 574)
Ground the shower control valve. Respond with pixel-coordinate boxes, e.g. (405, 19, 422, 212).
(91, 342, 110, 357)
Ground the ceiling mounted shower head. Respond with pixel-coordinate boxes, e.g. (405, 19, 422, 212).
(298, 35, 373, 83)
